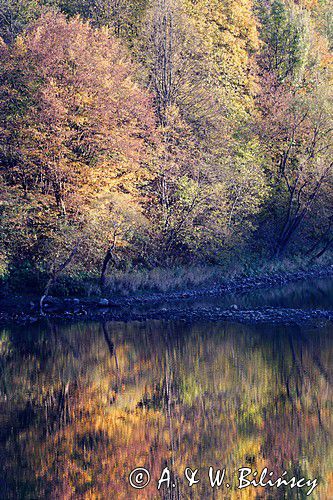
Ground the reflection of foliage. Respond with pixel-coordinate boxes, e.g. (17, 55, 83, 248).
(0, 320, 331, 498)
(0, 330, 12, 357)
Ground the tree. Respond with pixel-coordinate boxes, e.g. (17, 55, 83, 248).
(0, 0, 40, 43)
(257, 72, 333, 256)
(136, 0, 267, 262)
(256, 0, 311, 82)
(183, 0, 260, 120)
(50, 0, 148, 42)
(255, 0, 333, 256)
(0, 11, 157, 284)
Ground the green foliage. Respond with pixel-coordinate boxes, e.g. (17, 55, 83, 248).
(256, 0, 311, 81)
(315, 0, 333, 49)
(52, 0, 149, 42)
(0, 0, 40, 43)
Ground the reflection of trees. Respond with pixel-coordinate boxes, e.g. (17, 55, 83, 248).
(102, 321, 120, 400)
(262, 328, 331, 496)
(0, 320, 331, 498)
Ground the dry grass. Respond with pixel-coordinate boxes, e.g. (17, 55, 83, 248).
(102, 265, 225, 296)
(66, 249, 333, 299)
(99, 251, 333, 297)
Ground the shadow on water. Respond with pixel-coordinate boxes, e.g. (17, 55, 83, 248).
(0, 281, 332, 499)
(228, 276, 333, 310)
(154, 276, 333, 312)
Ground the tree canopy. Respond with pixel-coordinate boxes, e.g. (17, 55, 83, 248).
(0, 0, 332, 289)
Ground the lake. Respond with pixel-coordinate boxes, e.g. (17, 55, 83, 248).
(0, 279, 332, 499)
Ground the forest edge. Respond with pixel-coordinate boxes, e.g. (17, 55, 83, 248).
(1, 265, 332, 326)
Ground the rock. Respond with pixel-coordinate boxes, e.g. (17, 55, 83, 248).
(44, 296, 64, 310)
(230, 304, 238, 310)
(64, 298, 80, 305)
(107, 299, 119, 308)
(99, 298, 109, 307)
(45, 296, 62, 305)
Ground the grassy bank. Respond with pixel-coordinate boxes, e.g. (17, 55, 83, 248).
(86, 252, 333, 297)
(1, 252, 332, 301)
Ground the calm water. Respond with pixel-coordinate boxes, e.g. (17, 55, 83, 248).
(0, 280, 332, 499)
(153, 276, 333, 312)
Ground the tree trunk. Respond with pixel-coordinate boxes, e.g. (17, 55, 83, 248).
(40, 242, 80, 314)
(100, 248, 114, 293)
(314, 237, 333, 259)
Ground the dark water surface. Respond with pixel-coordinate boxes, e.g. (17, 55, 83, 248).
(154, 276, 333, 312)
(0, 280, 332, 499)
(217, 276, 333, 310)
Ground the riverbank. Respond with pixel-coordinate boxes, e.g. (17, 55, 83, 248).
(1, 265, 333, 326)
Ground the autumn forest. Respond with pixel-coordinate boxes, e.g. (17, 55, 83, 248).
(0, 0, 332, 294)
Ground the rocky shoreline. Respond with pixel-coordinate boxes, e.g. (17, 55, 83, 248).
(1, 266, 333, 326)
